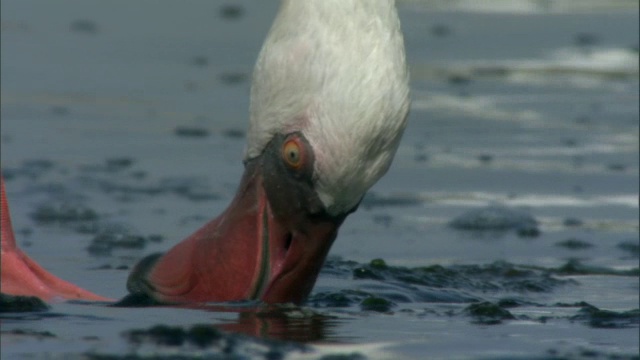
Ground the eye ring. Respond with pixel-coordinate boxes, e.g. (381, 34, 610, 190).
(282, 138, 303, 169)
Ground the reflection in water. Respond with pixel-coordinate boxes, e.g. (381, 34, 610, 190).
(112, 295, 341, 343)
(203, 303, 341, 343)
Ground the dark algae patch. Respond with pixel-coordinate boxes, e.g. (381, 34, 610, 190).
(449, 205, 540, 237)
(31, 203, 99, 224)
(221, 128, 246, 139)
(70, 19, 98, 34)
(116, 323, 311, 359)
(347, 258, 572, 294)
(103, 320, 368, 359)
(568, 303, 640, 329)
(463, 301, 516, 325)
(185, 325, 224, 348)
(219, 4, 245, 20)
(319, 354, 367, 360)
(359, 191, 423, 208)
(87, 229, 162, 257)
(190, 55, 209, 67)
(1, 159, 55, 180)
(0, 293, 50, 313)
(552, 259, 639, 276)
(218, 72, 249, 85)
(85, 176, 220, 202)
(617, 240, 640, 257)
(1, 328, 56, 338)
(360, 296, 395, 312)
(313, 258, 639, 328)
(540, 348, 640, 360)
(104, 158, 135, 172)
(555, 238, 594, 250)
(126, 325, 200, 347)
(308, 290, 371, 308)
(173, 126, 209, 138)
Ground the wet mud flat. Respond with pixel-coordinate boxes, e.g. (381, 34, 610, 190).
(1, 1, 638, 359)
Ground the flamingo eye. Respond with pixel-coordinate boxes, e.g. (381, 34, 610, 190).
(282, 139, 302, 169)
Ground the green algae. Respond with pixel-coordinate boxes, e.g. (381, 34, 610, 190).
(2, 328, 56, 338)
(319, 354, 367, 360)
(555, 238, 594, 250)
(552, 259, 639, 276)
(617, 240, 640, 257)
(308, 291, 358, 308)
(369, 258, 387, 269)
(571, 303, 640, 329)
(360, 296, 394, 312)
(346, 259, 573, 294)
(119, 323, 309, 359)
(463, 301, 516, 325)
(31, 203, 99, 224)
(449, 205, 539, 237)
(0, 293, 50, 313)
(314, 257, 639, 332)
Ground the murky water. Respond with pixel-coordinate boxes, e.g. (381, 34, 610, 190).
(1, 1, 638, 359)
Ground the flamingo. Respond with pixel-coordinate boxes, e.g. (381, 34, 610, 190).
(1, 0, 410, 305)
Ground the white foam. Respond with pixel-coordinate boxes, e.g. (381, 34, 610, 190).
(400, 0, 639, 14)
(415, 191, 639, 209)
(412, 93, 544, 125)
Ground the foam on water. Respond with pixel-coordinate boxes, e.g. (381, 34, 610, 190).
(402, 0, 639, 14)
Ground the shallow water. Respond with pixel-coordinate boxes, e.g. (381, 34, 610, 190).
(1, 1, 638, 359)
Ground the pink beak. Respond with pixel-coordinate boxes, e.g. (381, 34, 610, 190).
(126, 150, 345, 305)
(1, 177, 108, 302)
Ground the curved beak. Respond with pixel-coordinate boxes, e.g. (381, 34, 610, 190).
(126, 157, 343, 305)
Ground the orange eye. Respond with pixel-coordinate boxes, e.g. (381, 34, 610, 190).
(282, 139, 302, 169)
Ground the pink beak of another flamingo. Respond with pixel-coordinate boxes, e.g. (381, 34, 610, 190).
(1, 177, 108, 302)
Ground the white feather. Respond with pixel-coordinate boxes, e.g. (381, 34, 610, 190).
(246, 0, 410, 215)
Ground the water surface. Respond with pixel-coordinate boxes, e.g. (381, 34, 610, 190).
(1, 1, 638, 359)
